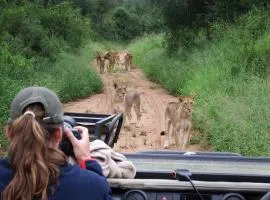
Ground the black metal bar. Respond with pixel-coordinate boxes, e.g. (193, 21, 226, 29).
(134, 170, 270, 183)
(64, 112, 123, 148)
(135, 150, 241, 157)
(104, 113, 123, 147)
(112, 113, 123, 145)
(65, 112, 111, 118)
(124, 153, 270, 163)
(72, 117, 104, 121)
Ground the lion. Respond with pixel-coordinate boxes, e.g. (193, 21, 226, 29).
(99, 56, 105, 73)
(113, 78, 130, 89)
(95, 51, 106, 73)
(163, 95, 195, 149)
(112, 83, 142, 126)
(96, 51, 102, 66)
(123, 53, 133, 71)
(115, 54, 121, 65)
(104, 50, 118, 72)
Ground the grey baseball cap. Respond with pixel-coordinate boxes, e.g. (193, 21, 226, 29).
(8, 86, 64, 124)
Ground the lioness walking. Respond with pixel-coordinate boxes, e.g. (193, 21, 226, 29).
(96, 51, 105, 73)
(112, 83, 142, 126)
(123, 53, 133, 71)
(104, 50, 118, 72)
(163, 96, 194, 149)
(96, 51, 101, 66)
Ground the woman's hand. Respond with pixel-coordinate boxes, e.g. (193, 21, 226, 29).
(65, 126, 91, 162)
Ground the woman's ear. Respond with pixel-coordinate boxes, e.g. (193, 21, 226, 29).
(54, 127, 63, 143)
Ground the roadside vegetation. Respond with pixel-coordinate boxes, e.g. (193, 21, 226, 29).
(0, 2, 99, 151)
(0, 40, 105, 150)
(128, 8, 270, 156)
(0, 0, 269, 156)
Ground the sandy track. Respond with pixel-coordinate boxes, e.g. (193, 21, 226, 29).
(64, 59, 207, 153)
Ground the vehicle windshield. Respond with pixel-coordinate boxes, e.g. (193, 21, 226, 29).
(128, 156, 270, 175)
(126, 151, 270, 176)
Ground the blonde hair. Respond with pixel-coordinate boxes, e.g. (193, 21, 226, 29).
(2, 103, 67, 200)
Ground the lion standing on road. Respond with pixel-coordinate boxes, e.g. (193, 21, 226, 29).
(112, 83, 142, 126)
(163, 95, 195, 149)
(96, 51, 106, 73)
(123, 53, 133, 71)
(104, 50, 118, 72)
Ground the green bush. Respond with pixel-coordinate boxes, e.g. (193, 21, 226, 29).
(40, 2, 91, 49)
(215, 8, 270, 78)
(0, 0, 103, 154)
(103, 7, 142, 41)
(0, 2, 91, 61)
(0, 41, 103, 153)
(96, 2, 165, 41)
(128, 8, 270, 156)
(0, 4, 58, 59)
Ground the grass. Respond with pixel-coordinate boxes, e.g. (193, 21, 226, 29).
(0, 40, 106, 153)
(127, 8, 270, 156)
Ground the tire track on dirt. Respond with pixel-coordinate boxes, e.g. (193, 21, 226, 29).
(64, 77, 107, 113)
(102, 75, 114, 113)
(98, 78, 109, 113)
(127, 70, 165, 149)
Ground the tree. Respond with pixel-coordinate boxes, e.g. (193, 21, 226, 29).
(157, 0, 269, 54)
(156, 0, 206, 53)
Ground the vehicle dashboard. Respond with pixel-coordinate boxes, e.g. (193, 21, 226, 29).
(109, 151, 270, 200)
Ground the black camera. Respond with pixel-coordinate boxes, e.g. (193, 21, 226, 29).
(60, 112, 124, 157)
(59, 116, 81, 157)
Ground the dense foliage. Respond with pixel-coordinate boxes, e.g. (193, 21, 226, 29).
(73, 0, 165, 41)
(0, 1, 102, 152)
(154, 0, 269, 53)
(128, 8, 270, 156)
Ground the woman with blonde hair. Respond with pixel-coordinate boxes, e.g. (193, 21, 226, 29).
(0, 86, 112, 200)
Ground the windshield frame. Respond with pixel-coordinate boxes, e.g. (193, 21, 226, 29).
(124, 151, 270, 183)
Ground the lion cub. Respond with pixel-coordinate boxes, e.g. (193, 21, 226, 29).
(112, 83, 142, 126)
(163, 95, 195, 149)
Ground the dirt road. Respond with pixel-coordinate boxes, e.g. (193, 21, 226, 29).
(64, 55, 207, 153)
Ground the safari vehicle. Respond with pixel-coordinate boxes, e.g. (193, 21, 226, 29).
(65, 112, 270, 200)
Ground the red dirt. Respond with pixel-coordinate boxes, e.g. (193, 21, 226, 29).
(64, 54, 208, 153)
